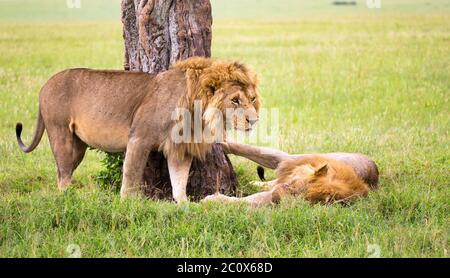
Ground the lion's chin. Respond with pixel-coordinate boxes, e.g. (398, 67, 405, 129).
(227, 121, 255, 133)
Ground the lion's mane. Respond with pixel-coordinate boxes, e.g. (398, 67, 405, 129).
(159, 57, 260, 160)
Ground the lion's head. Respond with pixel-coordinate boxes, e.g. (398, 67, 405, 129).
(174, 57, 261, 132)
(163, 57, 261, 160)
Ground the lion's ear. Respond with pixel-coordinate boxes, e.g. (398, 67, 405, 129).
(314, 164, 328, 177)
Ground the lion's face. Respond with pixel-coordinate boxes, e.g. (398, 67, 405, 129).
(173, 58, 261, 151)
(207, 82, 261, 132)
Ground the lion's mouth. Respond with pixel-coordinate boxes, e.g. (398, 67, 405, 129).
(233, 127, 253, 132)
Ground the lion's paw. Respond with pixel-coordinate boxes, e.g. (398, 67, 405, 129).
(249, 181, 267, 187)
(201, 193, 233, 203)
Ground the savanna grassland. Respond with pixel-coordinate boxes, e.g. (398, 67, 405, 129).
(0, 0, 448, 257)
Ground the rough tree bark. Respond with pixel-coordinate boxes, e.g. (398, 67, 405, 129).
(121, 0, 237, 201)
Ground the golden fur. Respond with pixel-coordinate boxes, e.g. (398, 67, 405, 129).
(160, 57, 261, 160)
(271, 155, 370, 204)
(203, 142, 377, 206)
(16, 57, 261, 202)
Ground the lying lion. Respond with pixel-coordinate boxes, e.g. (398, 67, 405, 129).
(203, 142, 379, 205)
(15, 57, 261, 203)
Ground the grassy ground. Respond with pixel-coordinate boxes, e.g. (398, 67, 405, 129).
(0, 0, 449, 257)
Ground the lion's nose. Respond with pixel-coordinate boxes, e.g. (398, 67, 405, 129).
(247, 118, 258, 125)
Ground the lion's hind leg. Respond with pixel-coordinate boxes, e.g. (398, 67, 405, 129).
(202, 191, 274, 206)
(202, 193, 240, 203)
(47, 125, 86, 190)
(71, 135, 87, 174)
(242, 191, 275, 206)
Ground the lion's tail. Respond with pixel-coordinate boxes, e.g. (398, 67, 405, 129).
(16, 109, 45, 153)
(257, 166, 266, 181)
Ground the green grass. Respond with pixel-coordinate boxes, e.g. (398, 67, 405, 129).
(0, 0, 449, 257)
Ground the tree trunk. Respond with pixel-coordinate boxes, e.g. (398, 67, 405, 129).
(120, 0, 237, 201)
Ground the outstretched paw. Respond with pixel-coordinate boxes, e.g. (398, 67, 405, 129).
(201, 193, 235, 203)
(249, 180, 267, 187)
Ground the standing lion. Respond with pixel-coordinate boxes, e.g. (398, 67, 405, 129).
(15, 57, 261, 203)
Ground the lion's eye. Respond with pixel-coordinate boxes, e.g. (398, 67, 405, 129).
(251, 97, 256, 103)
(232, 97, 240, 105)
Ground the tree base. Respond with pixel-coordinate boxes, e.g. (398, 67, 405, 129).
(143, 144, 237, 201)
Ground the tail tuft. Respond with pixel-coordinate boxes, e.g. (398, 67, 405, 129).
(16, 123, 23, 138)
(16, 122, 26, 151)
(15, 110, 45, 153)
(257, 166, 266, 181)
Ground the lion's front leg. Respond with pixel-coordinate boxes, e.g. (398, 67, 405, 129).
(250, 179, 279, 190)
(202, 191, 274, 206)
(120, 137, 150, 199)
(202, 193, 240, 203)
(167, 154, 193, 204)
